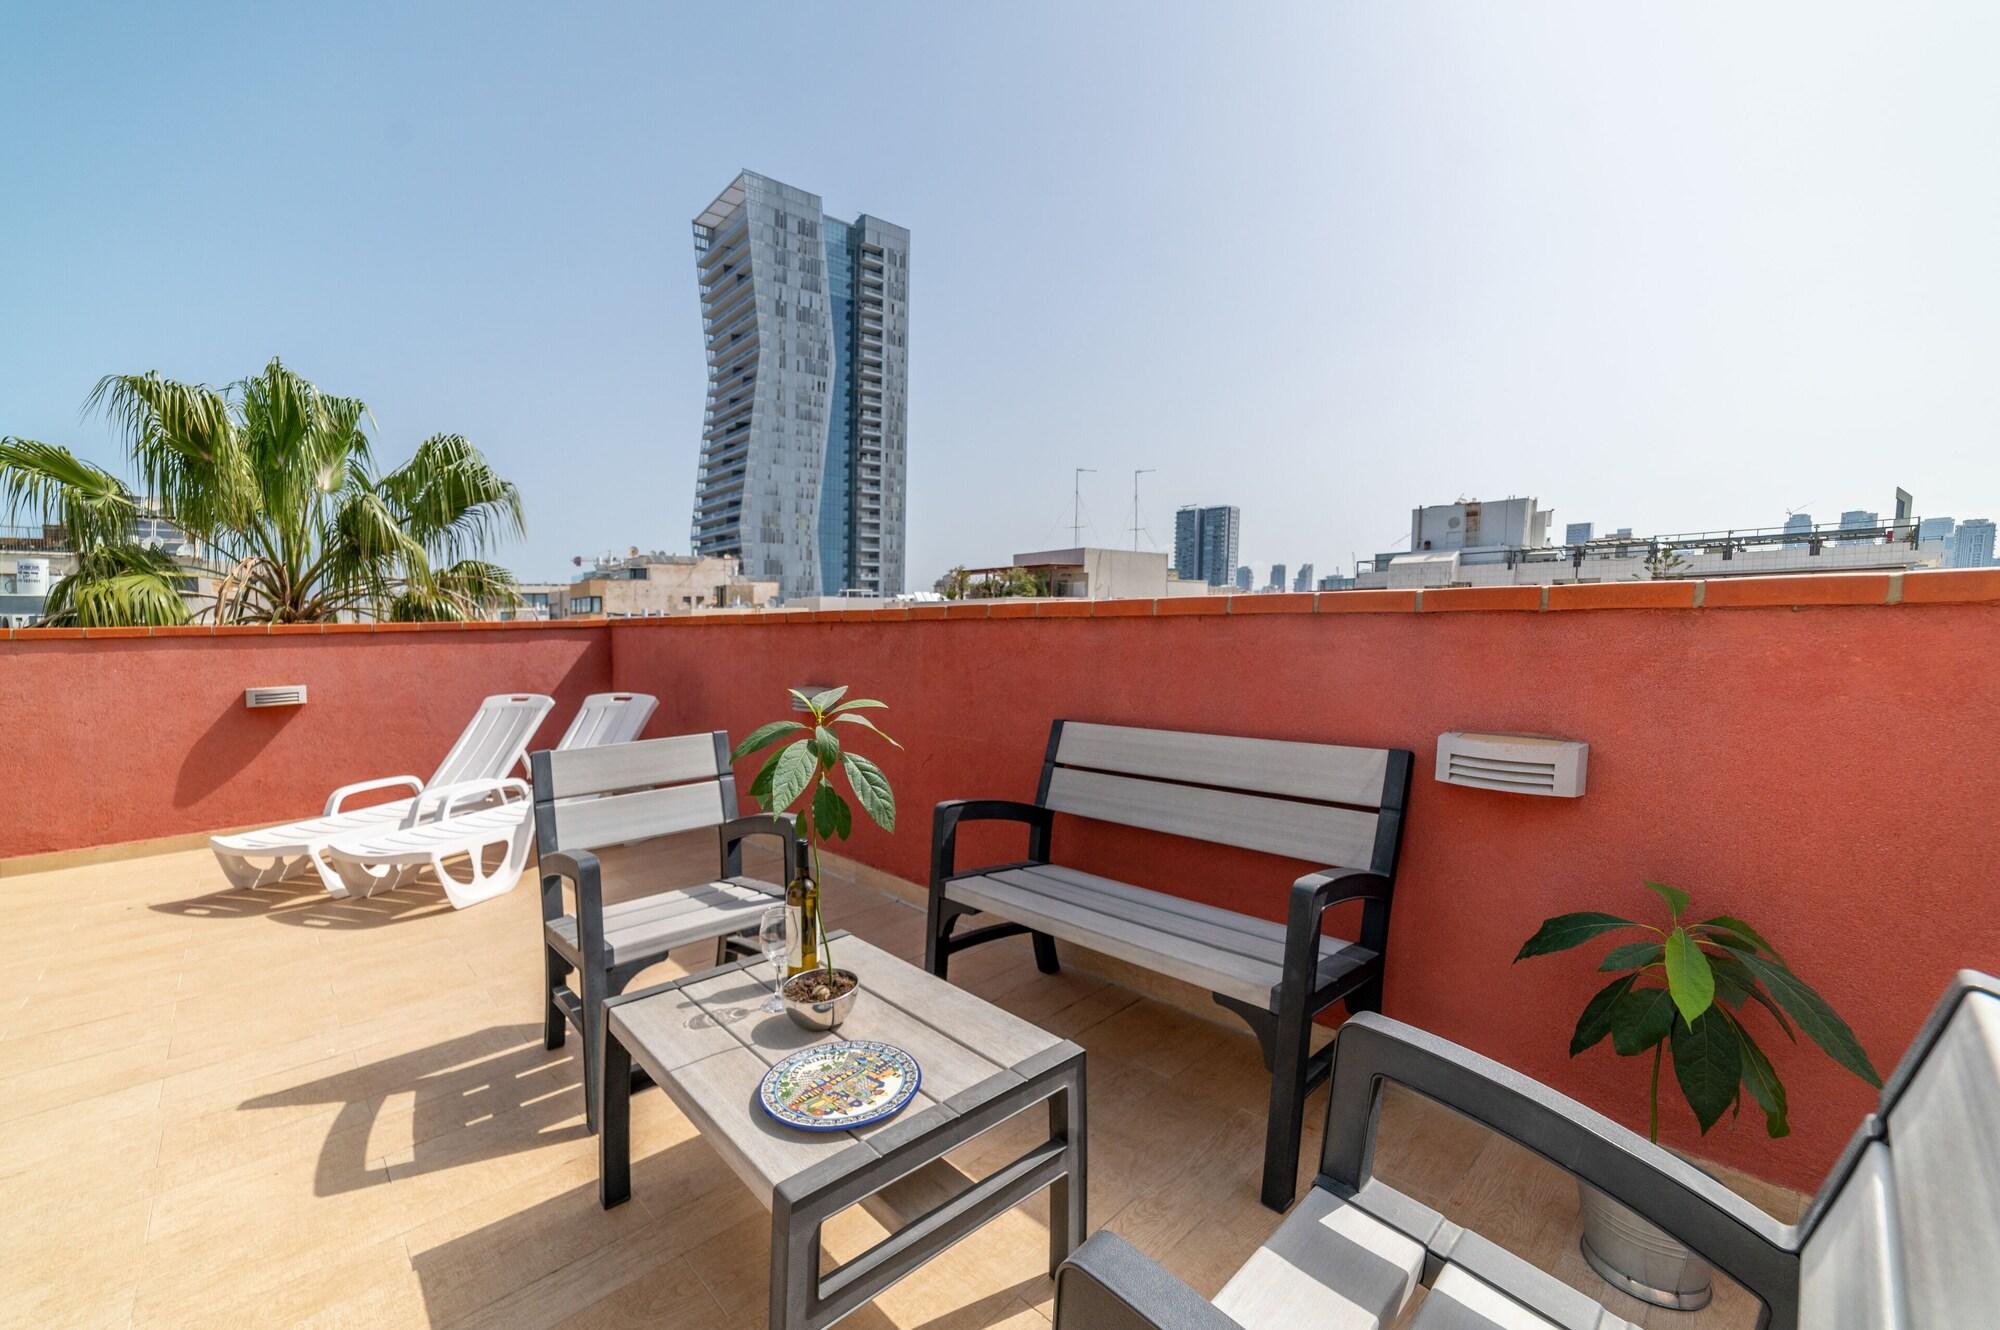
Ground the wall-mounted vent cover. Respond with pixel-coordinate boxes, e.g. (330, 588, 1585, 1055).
(245, 685, 308, 709)
(1436, 732, 1586, 797)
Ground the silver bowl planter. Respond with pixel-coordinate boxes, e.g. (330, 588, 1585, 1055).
(781, 968, 860, 1031)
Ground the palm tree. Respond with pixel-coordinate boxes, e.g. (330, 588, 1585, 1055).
(0, 358, 524, 626)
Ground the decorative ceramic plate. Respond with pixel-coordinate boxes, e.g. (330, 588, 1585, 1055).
(757, 1040, 921, 1132)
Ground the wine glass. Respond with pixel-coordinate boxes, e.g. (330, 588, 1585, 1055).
(759, 906, 787, 1013)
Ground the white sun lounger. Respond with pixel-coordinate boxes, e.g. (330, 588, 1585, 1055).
(209, 692, 654, 899)
(319, 692, 661, 908)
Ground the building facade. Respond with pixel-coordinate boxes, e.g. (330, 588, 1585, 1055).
(1293, 563, 1314, 592)
(1953, 519, 1995, 568)
(1172, 505, 1241, 587)
(689, 171, 909, 601)
(1234, 565, 1252, 591)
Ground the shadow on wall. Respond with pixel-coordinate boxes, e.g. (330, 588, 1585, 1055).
(175, 693, 301, 808)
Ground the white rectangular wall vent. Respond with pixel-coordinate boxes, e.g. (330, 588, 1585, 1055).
(244, 685, 308, 709)
(1436, 732, 1587, 797)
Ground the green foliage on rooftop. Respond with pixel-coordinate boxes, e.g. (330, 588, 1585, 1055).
(0, 358, 524, 625)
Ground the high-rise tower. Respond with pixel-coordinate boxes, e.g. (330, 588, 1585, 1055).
(690, 171, 909, 599)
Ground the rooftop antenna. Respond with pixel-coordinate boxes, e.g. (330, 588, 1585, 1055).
(1130, 469, 1155, 550)
(1785, 501, 1814, 520)
(1072, 467, 1096, 547)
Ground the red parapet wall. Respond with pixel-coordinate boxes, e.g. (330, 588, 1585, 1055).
(2, 569, 1997, 1189)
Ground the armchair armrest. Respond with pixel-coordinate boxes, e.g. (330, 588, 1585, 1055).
(1054, 1231, 1243, 1330)
(539, 849, 607, 962)
(930, 799, 1055, 885)
(717, 811, 802, 882)
(404, 777, 529, 826)
(325, 774, 423, 815)
(1322, 1013, 1801, 1322)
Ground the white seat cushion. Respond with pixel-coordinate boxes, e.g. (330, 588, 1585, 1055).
(1213, 1186, 1424, 1329)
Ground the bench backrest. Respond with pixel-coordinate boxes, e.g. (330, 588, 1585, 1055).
(529, 732, 739, 856)
(1035, 720, 1412, 876)
(1798, 971, 1999, 1329)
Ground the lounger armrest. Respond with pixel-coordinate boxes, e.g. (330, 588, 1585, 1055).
(1323, 1013, 1801, 1318)
(325, 774, 424, 815)
(406, 777, 530, 826)
(930, 799, 1054, 886)
(1054, 1231, 1244, 1330)
(540, 849, 607, 961)
(717, 812, 803, 882)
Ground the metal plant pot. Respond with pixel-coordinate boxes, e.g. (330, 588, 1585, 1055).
(782, 968, 860, 1031)
(1577, 1183, 1713, 1310)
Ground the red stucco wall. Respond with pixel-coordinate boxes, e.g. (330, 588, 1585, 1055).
(606, 586, 2000, 1189)
(2, 574, 1995, 1190)
(0, 625, 610, 855)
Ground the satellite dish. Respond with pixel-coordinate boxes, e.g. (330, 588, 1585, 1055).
(628, 546, 639, 557)
(571, 555, 583, 567)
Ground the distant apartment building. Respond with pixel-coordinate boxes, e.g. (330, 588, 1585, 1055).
(1565, 522, 1595, 545)
(1293, 563, 1315, 592)
(1172, 505, 1240, 587)
(1918, 516, 1956, 544)
(1269, 564, 1286, 592)
(689, 171, 909, 601)
(1954, 519, 1996, 568)
(1317, 572, 1357, 591)
(1234, 565, 1252, 591)
(514, 552, 778, 620)
(966, 548, 1213, 601)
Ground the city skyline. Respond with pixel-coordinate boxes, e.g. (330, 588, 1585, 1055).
(3, 5, 1997, 589)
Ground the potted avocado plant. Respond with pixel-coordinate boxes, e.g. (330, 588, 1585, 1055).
(1516, 881, 1880, 1310)
(733, 686, 898, 1030)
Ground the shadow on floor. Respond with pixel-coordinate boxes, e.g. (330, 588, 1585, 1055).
(150, 870, 464, 929)
(239, 1023, 585, 1196)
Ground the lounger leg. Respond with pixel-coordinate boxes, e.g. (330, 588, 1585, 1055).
(597, 1015, 632, 1209)
(543, 946, 570, 1050)
(1261, 996, 1313, 1212)
(1032, 931, 1061, 975)
(212, 849, 297, 891)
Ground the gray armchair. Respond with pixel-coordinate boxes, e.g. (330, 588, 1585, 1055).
(1055, 971, 2000, 1330)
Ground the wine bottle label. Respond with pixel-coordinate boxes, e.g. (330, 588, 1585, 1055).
(785, 905, 804, 969)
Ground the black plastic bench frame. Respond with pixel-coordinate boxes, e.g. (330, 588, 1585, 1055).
(925, 718, 1413, 1210)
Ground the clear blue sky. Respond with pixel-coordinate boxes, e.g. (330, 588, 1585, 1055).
(4, 3, 1996, 584)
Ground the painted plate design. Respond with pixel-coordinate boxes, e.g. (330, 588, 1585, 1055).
(757, 1040, 922, 1132)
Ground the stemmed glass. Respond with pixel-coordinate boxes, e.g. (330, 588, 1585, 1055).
(759, 906, 788, 1013)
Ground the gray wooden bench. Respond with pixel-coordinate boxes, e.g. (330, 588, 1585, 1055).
(532, 732, 802, 1132)
(1053, 969, 2000, 1330)
(926, 719, 1413, 1210)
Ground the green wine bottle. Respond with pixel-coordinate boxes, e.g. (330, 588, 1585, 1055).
(784, 865, 821, 977)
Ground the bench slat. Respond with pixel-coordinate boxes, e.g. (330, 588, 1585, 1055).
(545, 878, 776, 966)
(545, 780, 727, 852)
(1044, 765, 1380, 869)
(1056, 721, 1393, 808)
(537, 733, 721, 799)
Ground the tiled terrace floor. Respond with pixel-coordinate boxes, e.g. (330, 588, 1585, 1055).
(1, 836, 1803, 1329)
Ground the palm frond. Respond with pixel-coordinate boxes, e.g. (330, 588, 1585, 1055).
(85, 372, 247, 534)
(378, 434, 526, 564)
(0, 437, 139, 550)
(39, 543, 191, 627)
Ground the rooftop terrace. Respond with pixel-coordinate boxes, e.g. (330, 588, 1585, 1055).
(3, 569, 1995, 1326)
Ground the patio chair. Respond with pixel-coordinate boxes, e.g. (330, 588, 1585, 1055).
(531, 732, 803, 1132)
(313, 692, 658, 906)
(208, 692, 651, 899)
(1054, 970, 1999, 1330)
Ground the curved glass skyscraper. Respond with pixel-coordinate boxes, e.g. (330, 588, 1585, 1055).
(690, 171, 909, 600)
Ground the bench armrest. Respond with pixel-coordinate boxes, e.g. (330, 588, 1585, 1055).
(540, 849, 606, 961)
(1279, 869, 1391, 1009)
(1054, 1231, 1244, 1330)
(718, 811, 802, 882)
(325, 774, 423, 815)
(1323, 1012, 1801, 1322)
(930, 799, 1054, 886)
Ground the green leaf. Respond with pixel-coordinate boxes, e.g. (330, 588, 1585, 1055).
(829, 698, 887, 713)
(841, 751, 896, 832)
(807, 685, 849, 712)
(812, 782, 852, 842)
(730, 719, 805, 761)
(1696, 916, 1786, 963)
(749, 749, 783, 805)
(1736, 952, 1882, 1087)
(1643, 880, 1690, 921)
(1731, 1018, 1790, 1138)
(1571, 975, 1637, 1055)
(811, 725, 841, 767)
(768, 741, 816, 815)
(1671, 1008, 1743, 1133)
(1610, 987, 1676, 1056)
(1706, 948, 1795, 1041)
(1515, 913, 1640, 961)
(1663, 928, 1716, 1027)
(831, 712, 902, 748)
(1597, 942, 1663, 973)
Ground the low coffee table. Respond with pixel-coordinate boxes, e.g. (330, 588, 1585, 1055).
(597, 932, 1087, 1329)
